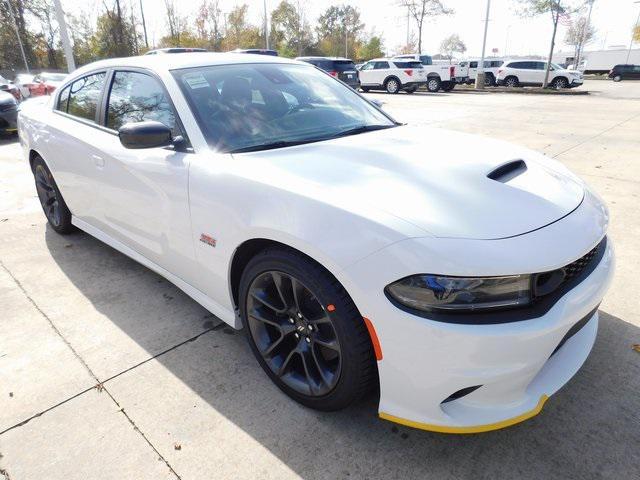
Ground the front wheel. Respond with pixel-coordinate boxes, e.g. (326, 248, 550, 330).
(613, 75, 622, 82)
(504, 76, 519, 88)
(551, 77, 569, 89)
(239, 248, 377, 411)
(32, 155, 75, 234)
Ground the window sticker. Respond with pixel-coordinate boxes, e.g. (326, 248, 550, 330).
(184, 73, 210, 89)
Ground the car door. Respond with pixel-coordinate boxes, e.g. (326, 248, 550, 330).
(373, 61, 390, 85)
(46, 72, 109, 223)
(358, 61, 376, 85)
(89, 69, 197, 281)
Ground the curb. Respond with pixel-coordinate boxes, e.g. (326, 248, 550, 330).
(447, 87, 590, 96)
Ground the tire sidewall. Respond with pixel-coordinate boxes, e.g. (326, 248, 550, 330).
(238, 249, 375, 411)
(32, 155, 74, 234)
(385, 78, 399, 94)
(427, 77, 441, 92)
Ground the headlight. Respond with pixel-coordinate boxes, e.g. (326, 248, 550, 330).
(385, 274, 532, 312)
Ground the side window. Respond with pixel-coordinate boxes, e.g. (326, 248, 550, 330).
(470, 61, 478, 68)
(107, 71, 177, 134)
(633, 66, 640, 73)
(56, 85, 70, 112)
(536, 62, 547, 70)
(374, 61, 389, 70)
(361, 62, 374, 71)
(67, 72, 106, 122)
(459, 62, 467, 67)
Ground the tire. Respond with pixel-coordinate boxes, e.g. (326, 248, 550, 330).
(504, 76, 519, 88)
(551, 77, 569, 89)
(485, 73, 496, 86)
(426, 77, 441, 92)
(360, 86, 370, 92)
(405, 86, 417, 93)
(441, 81, 455, 92)
(32, 155, 75, 234)
(613, 75, 622, 82)
(384, 77, 400, 94)
(239, 247, 377, 411)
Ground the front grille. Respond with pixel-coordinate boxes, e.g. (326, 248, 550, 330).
(533, 239, 604, 300)
(563, 245, 599, 281)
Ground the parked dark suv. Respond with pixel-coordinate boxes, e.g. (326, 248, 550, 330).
(609, 64, 640, 82)
(295, 57, 360, 89)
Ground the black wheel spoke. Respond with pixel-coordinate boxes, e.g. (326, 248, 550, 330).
(314, 338, 340, 352)
(247, 270, 342, 397)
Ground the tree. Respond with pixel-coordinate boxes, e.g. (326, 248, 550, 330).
(439, 33, 466, 62)
(0, 0, 39, 72)
(195, 0, 223, 50)
(67, 11, 95, 66)
(91, 2, 138, 59)
(316, 5, 364, 58)
(634, 24, 640, 43)
(357, 35, 384, 61)
(517, 0, 578, 88)
(398, 0, 452, 54)
(564, 15, 595, 69)
(269, 0, 314, 57)
(222, 4, 261, 50)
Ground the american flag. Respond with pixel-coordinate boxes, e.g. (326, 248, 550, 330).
(558, 11, 573, 27)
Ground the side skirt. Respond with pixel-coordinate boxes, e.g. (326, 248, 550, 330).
(71, 216, 238, 328)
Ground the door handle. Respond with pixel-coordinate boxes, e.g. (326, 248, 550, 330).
(92, 154, 105, 168)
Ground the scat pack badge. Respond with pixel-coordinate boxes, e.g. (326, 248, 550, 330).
(199, 233, 217, 247)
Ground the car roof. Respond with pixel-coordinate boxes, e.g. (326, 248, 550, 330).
(67, 52, 302, 80)
(296, 56, 351, 61)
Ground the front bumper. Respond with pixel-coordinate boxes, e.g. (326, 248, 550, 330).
(341, 190, 614, 433)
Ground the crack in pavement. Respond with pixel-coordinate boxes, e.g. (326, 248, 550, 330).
(0, 260, 191, 479)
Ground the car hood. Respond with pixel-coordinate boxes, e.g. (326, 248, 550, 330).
(238, 125, 585, 240)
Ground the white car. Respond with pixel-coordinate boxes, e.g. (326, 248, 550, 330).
(358, 58, 427, 93)
(496, 60, 584, 88)
(456, 58, 505, 86)
(18, 53, 614, 433)
(392, 53, 458, 91)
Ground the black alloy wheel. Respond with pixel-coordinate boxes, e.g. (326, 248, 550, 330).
(246, 271, 342, 397)
(239, 247, 377, 411)
(32, 155, 74, 234)
(35, 164, 62, 228)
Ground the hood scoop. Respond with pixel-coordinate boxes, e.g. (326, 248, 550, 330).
(488, 160, 527, 183)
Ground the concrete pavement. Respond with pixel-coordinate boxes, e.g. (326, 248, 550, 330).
(0, 79, 639, 479)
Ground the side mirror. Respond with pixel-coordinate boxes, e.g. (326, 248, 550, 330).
(370, 99, 384, 109)
(119, 121, 173, 149)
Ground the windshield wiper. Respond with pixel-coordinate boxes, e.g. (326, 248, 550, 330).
(324, 124, 395, 140)
(229, 124, 396, 153)
(230, 139, 315, 153)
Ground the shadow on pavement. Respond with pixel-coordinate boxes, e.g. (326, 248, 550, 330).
(44, 226, 640, 479)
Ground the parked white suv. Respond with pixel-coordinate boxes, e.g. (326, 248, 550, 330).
(496, 60, 584, 89)
(456, 58, 505, 86)
(358, 58, 427, 94)
(393, 53, 458, 92)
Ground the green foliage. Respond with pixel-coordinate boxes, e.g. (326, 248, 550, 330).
(357, 35, 384, 61)
(634, 24, 640, 43)
(316, 5, 364, 58)
(270, 1, 314, 57)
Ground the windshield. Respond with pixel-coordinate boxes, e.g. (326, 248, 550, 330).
(173, 63, 395, 153)
(550, 63, 563, 70)
(42, 73, 67, 82)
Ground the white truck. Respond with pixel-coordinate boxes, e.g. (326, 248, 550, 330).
(392, 54, 461, 92)
(552, 48, 640, 74)
(455, 58, 505, 86)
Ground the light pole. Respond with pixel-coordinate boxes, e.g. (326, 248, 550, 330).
(264, 0, 269, 50)
(626, 1, 640, 64)
(574, 0, 594, 71)
(476, 0, 491, 90)
(5, 0, 29, 72)
(504, 24, 511, 57)
(53, 0, 75, 72)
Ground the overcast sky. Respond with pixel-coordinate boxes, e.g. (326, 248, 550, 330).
(64, 0, 640, 57)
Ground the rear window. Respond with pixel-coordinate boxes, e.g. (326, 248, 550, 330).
(333, 61, 356, 72)
(419, 55, 433, 65)
(393, 61, 423, 69)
